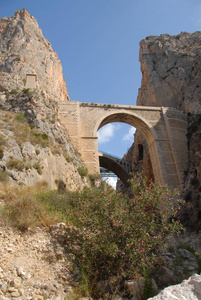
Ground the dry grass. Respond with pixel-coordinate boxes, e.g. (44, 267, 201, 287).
(0, 185, 59, 231)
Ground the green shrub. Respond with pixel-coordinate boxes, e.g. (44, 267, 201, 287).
(30, 131, 49, 148)
(0, 146, 4, 159)
(0, 170, 9, 182)
(88, 173, 102, 185)
(62, 173, 184, 292)
(0, 134, 7, 146)
(181, 244, 201, 273)
(195, 251, 201, 273)
(10, 89, 18, 94)
(78, 166, 88, 177)
(15, 113, 27, 123)
(63, 153, 71, 163)
(22, 88, 30, 95)
(55, 179, 66, 194)
(13, 115, 30, 144)
(35, 149, 40, 155)
(7, 159, 25, 171)
(33, 162, 43, 175)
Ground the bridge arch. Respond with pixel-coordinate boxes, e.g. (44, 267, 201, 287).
(95, 112, 161, 186)
(58, 101, 188, 191)
(94, 111, 157, 144)
(99, 152, 132, 188)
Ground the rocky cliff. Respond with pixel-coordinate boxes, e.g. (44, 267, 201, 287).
(129, 32, 201, 228)
(0, 9, 69, 101)
(137, 32, 201, 113)
(0, 9, 88, 190)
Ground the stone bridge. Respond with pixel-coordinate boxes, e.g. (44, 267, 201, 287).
(58, 101, 188, 191)
(99, 151, 132, 187)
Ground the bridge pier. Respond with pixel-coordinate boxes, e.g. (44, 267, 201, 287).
(80, 136, 99, 174)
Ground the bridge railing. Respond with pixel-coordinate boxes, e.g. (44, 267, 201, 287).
(99, 150, 123, 161)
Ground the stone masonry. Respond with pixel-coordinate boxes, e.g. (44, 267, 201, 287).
(58, 101, 188, 191)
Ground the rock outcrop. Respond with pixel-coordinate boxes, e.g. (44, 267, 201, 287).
(127, 32, 201, 227)
(0, 10, 88, 190)
(148, 274, 201, 300)
(0, 9, 69, 101)
(137, 32, 201, 113)
(0, 89, 89, 190)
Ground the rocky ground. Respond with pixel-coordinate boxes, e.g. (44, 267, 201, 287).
(1, 220, 201, 300)
(0, 222, 80, 300)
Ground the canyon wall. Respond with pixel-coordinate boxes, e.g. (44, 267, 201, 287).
(130, 32, 201, 227)
(137, 32, 201, 113)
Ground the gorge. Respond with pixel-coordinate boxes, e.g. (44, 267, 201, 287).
(0, 8, 201, 300)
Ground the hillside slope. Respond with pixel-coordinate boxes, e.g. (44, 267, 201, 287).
(0, 9, 88, 190)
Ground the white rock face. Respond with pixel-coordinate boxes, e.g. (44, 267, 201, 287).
(138, 32, 201, 114)
(0, 9, 69, 101)
(148, 274, 201, 300)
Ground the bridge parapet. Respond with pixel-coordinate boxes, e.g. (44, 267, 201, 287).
(99, 152, 132, 173)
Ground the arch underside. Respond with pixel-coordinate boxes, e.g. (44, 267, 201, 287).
(97, 112, 159, 186)
(99, 155, 131, 187)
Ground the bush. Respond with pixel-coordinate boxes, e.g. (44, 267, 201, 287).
(10, 89, 18, 94)
(30, 131, 49, 148)
(0, 134, 7, 146)
(15, 113, 27, 123)
(88, 173, 102, 185)
(63, 152, 72, 163)
(55, 179, 66, 194)
(33, 162, 43, 175)
(13, 115, 30, 144)
(0, 170, 9, 182)
(62, 173, 184, 291)
(78, 166, 88, 177)
(22, 88, 30, 95)
(7, 159, 25, 171)
(0, 146, 4, 159)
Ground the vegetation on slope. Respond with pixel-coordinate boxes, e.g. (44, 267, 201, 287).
(0, 173, 184, 299)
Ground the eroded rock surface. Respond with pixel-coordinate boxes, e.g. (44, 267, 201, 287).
(0, 9, 69, 101)
(0, 92, 88, 190)
(137, 32, 201, 114)
(148, 274, 201, 300)
(0, 9, 88, 190)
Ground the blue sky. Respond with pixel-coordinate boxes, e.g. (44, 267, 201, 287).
(1, 0, 201, 186)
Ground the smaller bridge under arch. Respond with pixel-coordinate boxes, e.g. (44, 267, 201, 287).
(99, 151, 132, 187)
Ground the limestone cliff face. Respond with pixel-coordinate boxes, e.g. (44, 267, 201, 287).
(0, 10, 88, 190)
(129, 31, 201, 227)
(0, 9, 69, 101)
(137, 31, 201, 113)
